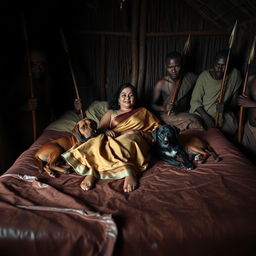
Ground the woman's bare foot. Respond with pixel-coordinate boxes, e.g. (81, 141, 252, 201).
(123, 175, 138, 192)
(80, 175, 96, 191)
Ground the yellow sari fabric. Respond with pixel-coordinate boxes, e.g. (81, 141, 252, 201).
(62, 107, 160, 179)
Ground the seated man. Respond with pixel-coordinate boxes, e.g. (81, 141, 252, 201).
(237, 73, 256, 162)
(151, 51, 203, 131)
(8, 48, 56, 157)
(190, 49, 242, 138)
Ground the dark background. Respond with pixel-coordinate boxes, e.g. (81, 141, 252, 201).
(0, 0, 255, 171)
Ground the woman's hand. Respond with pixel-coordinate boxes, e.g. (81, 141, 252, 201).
(105, 129, 120, 138)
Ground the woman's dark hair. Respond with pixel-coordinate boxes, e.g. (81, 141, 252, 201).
(108, 83, 140, 110)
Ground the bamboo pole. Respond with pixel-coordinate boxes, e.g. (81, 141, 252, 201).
(237, 36, 256, 143)
(21, 11, 37, 141)
(215, 21, 237, 127)
(60, 29, 84, 119)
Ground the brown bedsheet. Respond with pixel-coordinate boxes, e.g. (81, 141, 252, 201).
(0, 128, 256, 256)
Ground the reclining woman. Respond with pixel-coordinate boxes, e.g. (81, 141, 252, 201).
(62, 83, 160, 192)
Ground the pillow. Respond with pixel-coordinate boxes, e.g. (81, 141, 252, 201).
(45, 101, 108, 132)
(85, 101, 108, 126)
(45, 110, 80, 132)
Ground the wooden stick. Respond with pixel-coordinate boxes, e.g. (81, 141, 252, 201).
(167, 79, 181, 116)
(21, 11, 37, 141)
(60, 29, 84, 119)
(215, 21, 237, 127)
(237, 36, 256, 143)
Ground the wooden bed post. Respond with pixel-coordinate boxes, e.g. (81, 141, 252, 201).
(137, 0, 147, 97)
(131, 0, 139, 87)
(100, 34, 106, 100)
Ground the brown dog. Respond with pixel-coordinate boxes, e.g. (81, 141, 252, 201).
(35, 118, 97, 177)
(178, 133, 221, 164)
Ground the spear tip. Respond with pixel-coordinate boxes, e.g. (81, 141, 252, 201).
(229, 20, 238, 48)
(248, 35, 256, 65)
(183, 33, 191, 56)
(60, 28, 69, 53)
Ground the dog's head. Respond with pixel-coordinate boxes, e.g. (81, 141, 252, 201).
(72, 118, 98, 142)
(152, 124, 180, 148)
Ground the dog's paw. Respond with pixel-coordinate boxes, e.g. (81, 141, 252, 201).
(185, 163, 195, 170)
(214, 156, 222, 162)
(48, 171, 57, 178)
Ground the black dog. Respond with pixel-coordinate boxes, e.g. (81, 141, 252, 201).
(152, 124, 194, 170)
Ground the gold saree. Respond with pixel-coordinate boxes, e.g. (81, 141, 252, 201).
(62, 107, 160, 179)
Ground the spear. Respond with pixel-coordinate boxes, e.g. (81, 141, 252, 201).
(237, 36, 256, 143)
(167, 34, 191, 116)
(60, 29, 84, 119)
(215, 21, 237, 126)
(21, 11, 37, 141)
(183, 33, 191, 56)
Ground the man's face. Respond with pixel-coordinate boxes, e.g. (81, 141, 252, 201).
(165, 57, 181, 81)
(30, 51, 47, 80)
(213, 56, 227, 80)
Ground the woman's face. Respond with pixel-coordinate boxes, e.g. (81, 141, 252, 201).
(118, 87, 136, 109)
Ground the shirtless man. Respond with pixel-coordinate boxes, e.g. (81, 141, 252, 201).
(237, 74, 256, 160)
(151, 51, 203, 131)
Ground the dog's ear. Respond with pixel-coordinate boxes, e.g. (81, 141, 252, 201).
(152, 126, 159, 141)
(72, 121, 86, 142)
(72, 122, 80, 134)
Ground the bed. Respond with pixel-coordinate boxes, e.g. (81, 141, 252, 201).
(1, 102, 256, 256)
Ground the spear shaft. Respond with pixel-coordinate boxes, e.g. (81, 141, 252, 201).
(237, 36, 256, 143)
(215, 21, 237, 126)
(60, 29, 84, 119)
(21, 11, 37, 141)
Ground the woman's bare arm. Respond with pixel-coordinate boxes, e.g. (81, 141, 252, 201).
(98, 110, 113, 131)
(98, 110, 120, 137)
